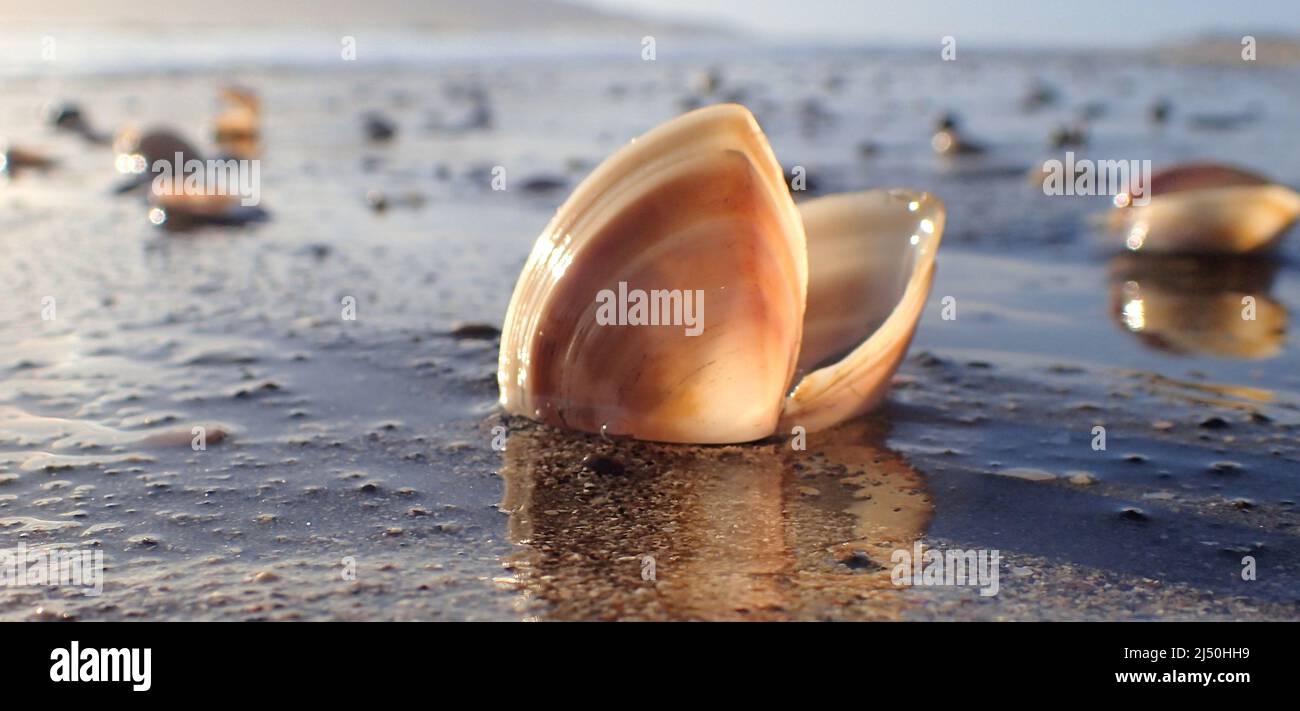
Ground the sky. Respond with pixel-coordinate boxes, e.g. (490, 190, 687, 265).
(581, 0, 1300, 47)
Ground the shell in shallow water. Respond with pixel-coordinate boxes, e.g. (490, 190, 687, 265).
(783, 189, 943, 432)
(498, 104, 944, 444)
(498, 104, 806, 443)
(1111, 163, 1300, 254)
(112, 126, 203, 179)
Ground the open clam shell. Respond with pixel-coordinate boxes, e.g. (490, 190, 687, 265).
(498, 104, 944, 444)
(113, 126, 202, 175)
(783, 190, 944, 432)
(1110, 163, 1300, 254)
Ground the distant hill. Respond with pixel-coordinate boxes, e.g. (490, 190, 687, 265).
(1156, 33, 1300, 65)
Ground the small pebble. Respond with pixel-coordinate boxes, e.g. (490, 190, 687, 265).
(1118, 506, 1149, 522)
(581, 455, 625, 477)
(363, 113, 397, 142)
(1199, 416, 1230, 430)
(520, 175, 567, 194)
(450, 322, 500, 340)
(832, 547, 877, 570)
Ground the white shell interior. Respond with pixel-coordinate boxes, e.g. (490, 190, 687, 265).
(781, 189, 945, 433)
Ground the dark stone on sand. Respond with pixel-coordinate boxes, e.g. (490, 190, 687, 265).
(129, 534, 162, 548)
(44, 102, 106, 141)
(1199, 416, 1230, 429)
(1022, 82, 1059, 111)
(1118, 506, 1149, 522)
(931, 112, 990, 155)
(46, 102, 85, 130)
(231, 381, 281, 398)
(1049, 123, 1087, 148)
(1150, 99, 1172, 124)
(463, 102, 493, 131)
(449, 322, 500, 340)
(300, 243, 332, 259)
(834, 548, 879, 570)
(520, 175, 567, 194)
(915, 352, 945, 368)
(581, 455, 625, 477)
(363, 113, 397, 142)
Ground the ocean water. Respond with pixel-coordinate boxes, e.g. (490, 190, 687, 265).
(1, 40, 1299, 619)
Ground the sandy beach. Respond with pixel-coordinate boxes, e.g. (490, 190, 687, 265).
(2, 3, 1299, 621)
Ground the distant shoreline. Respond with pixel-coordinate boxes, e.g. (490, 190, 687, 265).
(0, 0, 725, 35)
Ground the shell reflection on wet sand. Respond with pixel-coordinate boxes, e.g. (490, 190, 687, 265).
(498, 418, 931, 621)
(1107, 253, 1286, 359)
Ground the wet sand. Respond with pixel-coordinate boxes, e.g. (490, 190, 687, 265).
(2, 48, 1299, 620)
